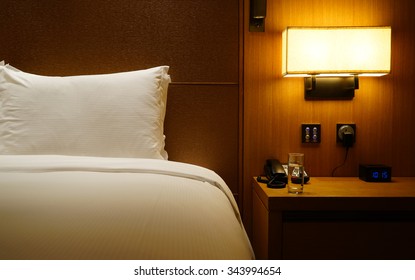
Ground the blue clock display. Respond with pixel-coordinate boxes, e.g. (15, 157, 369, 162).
(371, 170, 390, 180)
(359, 164, 392, 182)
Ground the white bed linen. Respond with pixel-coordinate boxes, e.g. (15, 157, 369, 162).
(0, 155, 254, 260)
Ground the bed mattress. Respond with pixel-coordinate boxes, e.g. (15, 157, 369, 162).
(0, 155, 253, 260)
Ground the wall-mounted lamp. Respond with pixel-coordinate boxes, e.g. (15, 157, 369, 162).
(249, 0, 267, 32)
(282, 26, 392, 99)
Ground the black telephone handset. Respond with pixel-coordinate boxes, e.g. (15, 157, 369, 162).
(258, 159, 288, 188)
(258, 158, 310, 188)
(265, 159, 287, 182)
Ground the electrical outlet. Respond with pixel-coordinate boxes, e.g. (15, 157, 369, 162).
(302, 124, 321, 143)
(336, 123, 356, 143)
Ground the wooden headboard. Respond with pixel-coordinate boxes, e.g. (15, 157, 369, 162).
(0, 0, 242, 202)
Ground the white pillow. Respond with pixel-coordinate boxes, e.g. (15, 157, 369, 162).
(0, 64, 170, 159)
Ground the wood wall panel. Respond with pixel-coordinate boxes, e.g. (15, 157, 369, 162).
(243, 0, 415, 235)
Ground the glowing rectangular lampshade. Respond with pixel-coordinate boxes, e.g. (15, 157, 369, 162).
(282, 27, 391, 77)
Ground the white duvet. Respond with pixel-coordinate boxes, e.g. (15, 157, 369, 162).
(0, 155, 254, 260)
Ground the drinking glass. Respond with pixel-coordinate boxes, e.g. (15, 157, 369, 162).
(287, 153, 305, 194)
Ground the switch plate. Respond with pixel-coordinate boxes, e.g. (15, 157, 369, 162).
(302, 124, 321, 143)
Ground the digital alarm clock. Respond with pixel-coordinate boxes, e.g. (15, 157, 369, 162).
(359, 164, 392, 182)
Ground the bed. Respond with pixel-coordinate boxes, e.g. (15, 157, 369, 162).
(0, 62, 253, 260)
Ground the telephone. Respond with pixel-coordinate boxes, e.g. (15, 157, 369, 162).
(257, 158, 310, 188)
(257, 159, 288, 188)
(265, 159, 287, 183)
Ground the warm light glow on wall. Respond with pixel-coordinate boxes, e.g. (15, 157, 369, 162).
(282, 27, 392, 77)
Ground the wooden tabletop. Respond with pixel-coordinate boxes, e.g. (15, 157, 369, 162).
(253, 177, 415, 211)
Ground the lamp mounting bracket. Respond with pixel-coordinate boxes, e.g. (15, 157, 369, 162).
(304, 75, 359, 100)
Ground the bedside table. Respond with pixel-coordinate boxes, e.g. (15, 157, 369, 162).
(252, 177, 415, 260)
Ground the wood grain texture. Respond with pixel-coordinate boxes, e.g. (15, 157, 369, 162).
(253, 177, 415, 259)
(243, 0, 415, 236)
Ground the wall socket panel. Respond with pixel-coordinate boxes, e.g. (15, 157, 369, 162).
(302, 124, 321, 143)
(336, 123, 356, 143)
